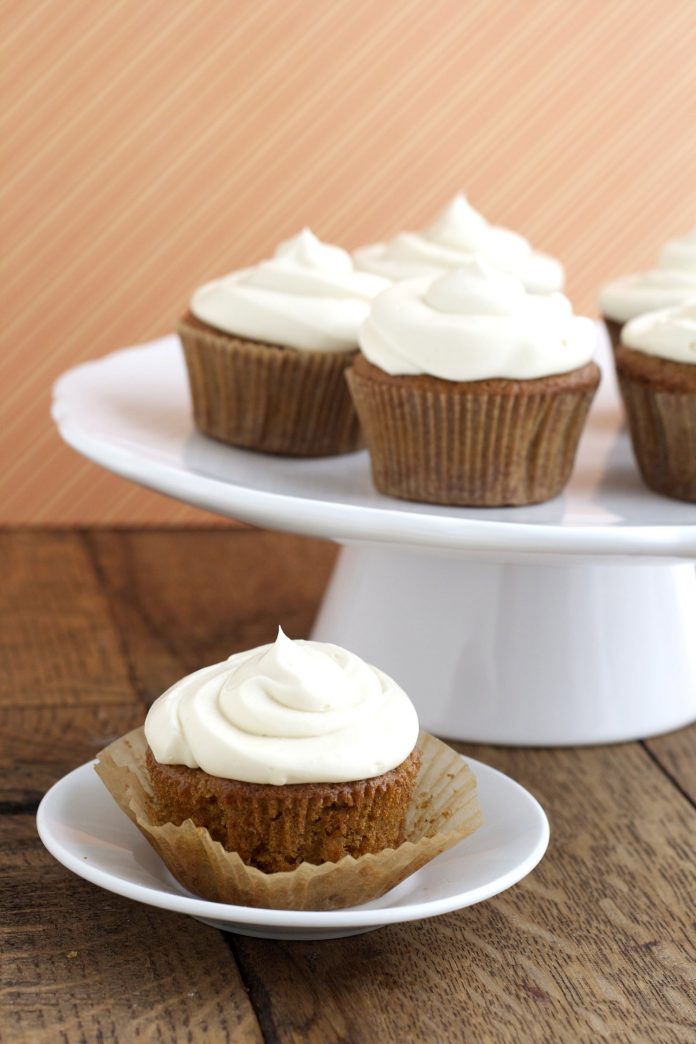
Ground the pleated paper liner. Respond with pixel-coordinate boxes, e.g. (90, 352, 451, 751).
(615, 345, 696, 502)
(347, 355, 601, 507)
(178, 313, 363, 457)
(95, 728, 481, 912)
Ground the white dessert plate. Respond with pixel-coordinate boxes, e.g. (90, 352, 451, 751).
(37, 756, 549, 941)
(51, 329, 696, 560)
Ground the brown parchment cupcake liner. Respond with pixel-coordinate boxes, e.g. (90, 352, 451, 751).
(178, 313, 363, 457)
(95, 728, 481, 911)
(615, 345, 696, 502)
(346, 356, 600, 506)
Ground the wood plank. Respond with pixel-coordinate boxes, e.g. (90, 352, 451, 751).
(0, 532, 135, 708)
(0, 704, 141, 808)
(0, 531, 263, 1040)
(645, 727, 696, 806)
(85, 528, 337, 704)
(232, 740, 696, 1044)
(96, 530, 696, 1044)
(0, 532, 146, 804)
(1, 815, 262, 1044)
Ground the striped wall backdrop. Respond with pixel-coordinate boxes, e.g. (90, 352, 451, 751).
(2, 0, 696, 524)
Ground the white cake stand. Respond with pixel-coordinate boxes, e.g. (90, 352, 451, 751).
(52, 330, 696, 746)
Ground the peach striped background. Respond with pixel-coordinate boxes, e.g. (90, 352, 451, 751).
(2, 0, 695, 524)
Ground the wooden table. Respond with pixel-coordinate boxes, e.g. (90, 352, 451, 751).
(3, 529, 695, 1043)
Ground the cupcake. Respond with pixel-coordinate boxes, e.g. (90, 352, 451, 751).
(599, 230, 696, 350)
(347, 260, 600, 507)
(143, 628, 421, 871)
(95, 630, 481, 909)
(179, 229, 389, 456)
(354, 193, 564, 294)
(615, 300, 696, 502)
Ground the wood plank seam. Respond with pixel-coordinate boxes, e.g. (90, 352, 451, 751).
(80, 530, 159, 712)
(640, 741, 696, 810)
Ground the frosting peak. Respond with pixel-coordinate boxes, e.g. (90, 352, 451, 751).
(599, 229, 696, 323)
(144, 630, 419, 785)
(658, 230, 696, 270)
(229, 627, 355, 718)
(190, 230, 389, 352)
(428, 195, 488, 246)
(273, 228, 353, 274)
(353, 194, 564, 294)
(424, 260, 525, 316)
(622, 300, 696, 365)
(359, 267, 596, 381)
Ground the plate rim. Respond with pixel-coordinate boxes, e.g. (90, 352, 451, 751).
(36, 756, 550, 929)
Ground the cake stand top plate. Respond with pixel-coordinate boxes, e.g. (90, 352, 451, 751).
(52, 332, 696, 561)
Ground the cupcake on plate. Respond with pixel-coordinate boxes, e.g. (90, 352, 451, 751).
(95, 629, 481, 910)
(616, 300, 696, 502)
(144, 628, 421, 871)
(347, 259, 600, 507)
(179, 229, 389, 457)
(354, 193, 564, 295)
(599, 230, 696, 350)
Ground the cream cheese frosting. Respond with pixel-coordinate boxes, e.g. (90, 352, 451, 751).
(190, 229, 389, 352)
(599, 230, 696, 323)
(621, 299, 696, 365)
(359, 260, 596, 381)
(353, 194, 564, 294)
(144, 629, 419, 785)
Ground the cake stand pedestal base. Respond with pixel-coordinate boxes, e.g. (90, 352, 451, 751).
(312, 546, 696, 746)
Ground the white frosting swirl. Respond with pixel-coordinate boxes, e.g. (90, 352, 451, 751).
(190, 229, 389, 352)
(354, 195, 564, 294)
(599, 230, 696, 323)
(359, 260, 596, 381)
(622, 300, 696, 365)
(144, 629, 419, 785)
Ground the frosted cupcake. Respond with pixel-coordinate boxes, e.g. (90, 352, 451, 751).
(95, 630, 482, 909)
(143, 628, 421, 872)
(599, 230, 696, 349)
(354, 194, 564, 294)
(179, 230, 388, 456)
(347, 260, 599, 507)
(616, 301, 696, 502)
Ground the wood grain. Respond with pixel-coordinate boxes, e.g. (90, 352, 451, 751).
(84, 528, 337, 703)
(645, 729, 696, 806)
(0, 531, 262, 1043)
(0, 532, 134, 708)
(2, 530, 695, 1043)
(1, 815, 261, 1044)
(87, 529, 696, 1044)
(227, 738, 696, 1043)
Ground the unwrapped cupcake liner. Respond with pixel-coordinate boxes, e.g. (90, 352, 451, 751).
(616, 349, 696, 502)
(178, 317, 363, 457)
(95, 728, 481, 911)
(347, 361, 600, 506)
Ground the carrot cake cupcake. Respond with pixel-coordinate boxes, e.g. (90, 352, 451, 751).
(347, 259, 599, 507)
(615, 300, 696, 502)
(143, 628, 421, 872)
(96, 630, 483, 908)
(354, 193, 564, 294)
(599, 230, 696, 350)
(179, 229, 389, 457)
